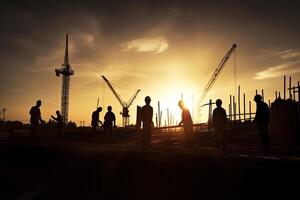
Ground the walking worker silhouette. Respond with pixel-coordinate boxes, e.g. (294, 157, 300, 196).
(91, 107, 102, 132)
(29, 100, 44, 139)
(103, 106, 116, 140)
(141, 96, 153, 150)
(178, 100, 193, 145)
(212, 99, 227, 148)
(51, 110, 63, 134)
(253, 94, 270, 149)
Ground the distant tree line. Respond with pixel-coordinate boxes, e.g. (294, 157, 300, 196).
(0, 120, 77, 131)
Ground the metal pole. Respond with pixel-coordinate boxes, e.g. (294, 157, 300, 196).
(298, 81, 300, 102)
(289, 76, 292, 99)
(158, 101, 161, 127)
(233, 96, 236, 121)
(249, 101, 252, 120)
(238, 85, 241, 121)
(167, 108, 170, 126)
(243, 93, 246, 122)
(230, 95, 232, 120)
(284, 75, 286, 99)
(293, 87, 296, 101)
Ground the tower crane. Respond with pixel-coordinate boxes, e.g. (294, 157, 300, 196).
(199, 44, 236, 123)
(55, 34, 74, 124)
(200, 44, 236, 104)
(101, 76, 141, 126)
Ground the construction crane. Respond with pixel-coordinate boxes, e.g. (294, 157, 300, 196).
(200, 44, 236, 104)
(55, 34, 74, 124)
(199, 44, 236, 123)
(101, 76, 141, 127)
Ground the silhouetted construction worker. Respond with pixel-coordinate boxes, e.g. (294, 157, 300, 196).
(213, 99, 227, 148)
(253, 94, 270, 149)
(178, 100, 193, 145)
(141, 96, 153, 150)
(103, 106, 116, 140)
(29, 100, 44, 139)
(91, 107, 102, 132)
(51, 110, 63, 134)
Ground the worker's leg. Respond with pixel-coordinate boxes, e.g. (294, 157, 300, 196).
(262, 125, 270, 149)
(215, 128, 220, 147)
(30, 124, 38, 140)
(259, 125, 270, 149)
(147, 129, 152, 148)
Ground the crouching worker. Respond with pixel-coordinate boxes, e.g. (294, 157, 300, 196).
(91, 107, 103, 132)
(51, 110, 63, 134)
(178, 100, 194, 146)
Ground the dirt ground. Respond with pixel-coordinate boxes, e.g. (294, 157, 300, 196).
(1, 129, 300, 200)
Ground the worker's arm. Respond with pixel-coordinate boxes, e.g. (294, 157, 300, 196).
(178, 119, 183, 126)
(38, 110, 44, 123)
(51, 115, 57, 121)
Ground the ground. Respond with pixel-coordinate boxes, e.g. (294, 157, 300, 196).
(1, 129, 300, 200)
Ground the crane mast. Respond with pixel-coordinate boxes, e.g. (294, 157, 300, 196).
(199, 44, 236, 104)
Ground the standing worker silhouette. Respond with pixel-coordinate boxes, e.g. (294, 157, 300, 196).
(141, 96, 153, 150)
(91, 107, 102, 132)
(51, 110, 63, 134)
(253, 94, 270, 149)
(29, 100, 44, 139)
(178, 100, 193, 146)
(213, 99, 227, 148)
(103, 106, 116, 141)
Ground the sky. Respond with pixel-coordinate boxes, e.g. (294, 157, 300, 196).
(1, 0, 300, 125)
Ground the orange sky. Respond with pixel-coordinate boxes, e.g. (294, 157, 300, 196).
(1, 1, 300, 125)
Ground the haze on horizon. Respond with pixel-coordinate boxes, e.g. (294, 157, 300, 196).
(1, 0, 300, 125)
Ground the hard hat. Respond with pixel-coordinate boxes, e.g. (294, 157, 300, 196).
(178, 100, 184, 106)
(145, 96, 151, 102)
(254, 94, 262, 101)
(216, 99, 222, 105)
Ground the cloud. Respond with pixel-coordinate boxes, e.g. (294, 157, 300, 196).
(254, 49, 300, 79)
(254, 61, 300, 79)
(121, 36, 169, 53)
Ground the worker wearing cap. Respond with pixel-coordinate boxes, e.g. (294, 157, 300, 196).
(253, 94, 270, 149)
(213, 99, 227, 148)
(29, 100, 44, 139)
(91, 107, 103, 132)
(178, 100, 193, 145)
(141, 96, 153, 150)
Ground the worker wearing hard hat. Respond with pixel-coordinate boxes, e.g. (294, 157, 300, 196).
(141, 96, 154, 150)
(212, 99, 227, 148)
(253, 94, 270, 150)
(178, 100, 193, 145)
